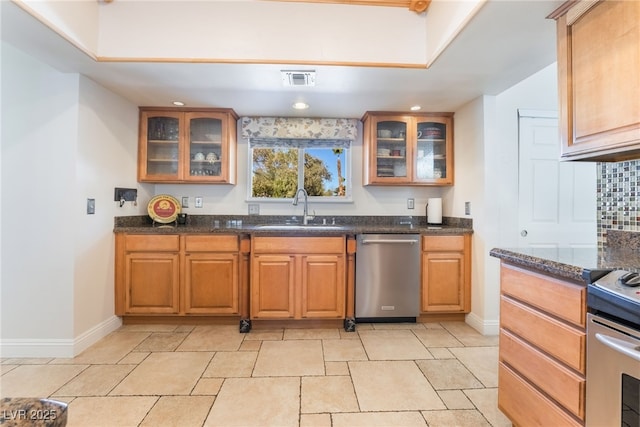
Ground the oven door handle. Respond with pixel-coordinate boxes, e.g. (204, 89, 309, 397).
(595, 333, 640, 362)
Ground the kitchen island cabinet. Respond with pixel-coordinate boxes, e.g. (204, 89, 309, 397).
(362, 111, 454, 186)
(420, 235, 471, 318)
(250, 236, 347, 322)
(138, 107, 238, 183)
(551, 0, 640, 161)
(490, 249, 588, 426)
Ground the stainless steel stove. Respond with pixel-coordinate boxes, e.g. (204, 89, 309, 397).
(586, 270, 640, 427)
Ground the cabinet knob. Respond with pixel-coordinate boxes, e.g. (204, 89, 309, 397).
(520, 230, 528, 237)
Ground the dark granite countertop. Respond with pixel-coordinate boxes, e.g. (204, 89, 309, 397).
(490, 230, 640, 283)
(114, 215, 473, 236)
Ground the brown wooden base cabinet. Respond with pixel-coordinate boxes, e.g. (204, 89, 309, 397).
(498, 262, 586, 426)
(421, 235, 471, 314)
(115, 234, 241, 317)
(251, 236, 346, 320)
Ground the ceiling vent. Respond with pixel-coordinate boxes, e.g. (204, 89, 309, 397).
(281, 70, 316, 87)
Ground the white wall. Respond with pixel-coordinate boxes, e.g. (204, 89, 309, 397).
(1, 41, 148, 357)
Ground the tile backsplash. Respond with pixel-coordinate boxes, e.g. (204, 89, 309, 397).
(597, 160, 640, 246)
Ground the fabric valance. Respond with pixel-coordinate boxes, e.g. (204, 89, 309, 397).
(240, 117, 359, 140)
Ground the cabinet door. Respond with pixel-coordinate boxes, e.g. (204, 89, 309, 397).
(124, 252, 180, 314)
(301, 255, 346, 318)
(138, 111, 183, 181)
(414, 117, 454, 185)
(185, 112, 233, 183)
(557, 0, 640, 160)
(421, 251, 465, 312)
(184, 252, 239, 314)
(366, 116, 412, 184)
(251, 255, 296, 318)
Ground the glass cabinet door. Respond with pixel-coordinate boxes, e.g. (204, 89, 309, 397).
(187, 113, 224, 179)
(375, 120, 408, 179)
(145, 114, 181, 178)
(415, 120, 448, 182)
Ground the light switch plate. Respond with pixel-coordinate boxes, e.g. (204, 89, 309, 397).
(181, 196, 189, 208)
(407, 198, 415, 209)
(195, 197, 203, 208)
(465, 201, 471, 215)
(87, 198, 95, 214)
(248, 204, 260, 215)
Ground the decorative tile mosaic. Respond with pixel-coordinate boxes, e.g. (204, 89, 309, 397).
(597, 160, 640, 247)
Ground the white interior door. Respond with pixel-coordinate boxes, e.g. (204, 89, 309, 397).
(518, 111, 596, 248)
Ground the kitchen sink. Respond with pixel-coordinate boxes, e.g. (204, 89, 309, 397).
(255, 224, 349, 231)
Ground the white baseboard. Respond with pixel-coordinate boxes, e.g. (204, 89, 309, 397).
(465, 312, 499, 336)
(0, 316, 122, 358)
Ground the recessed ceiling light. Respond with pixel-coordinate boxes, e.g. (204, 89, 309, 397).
(410, 105, 421, 111)
(292, 102, 309, 110)
(172, 101, 185, 106)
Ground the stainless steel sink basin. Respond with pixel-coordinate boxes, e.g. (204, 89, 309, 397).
(255, 224, 348, 231)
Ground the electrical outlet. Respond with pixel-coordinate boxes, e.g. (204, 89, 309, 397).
(181, 196, 189, 208)
(195, 197, 203, 208)
(87, 198, 95, 214)
(407, 198, 415, 209)
(465, 201, 471, 215)
(248, 204, 260, 215)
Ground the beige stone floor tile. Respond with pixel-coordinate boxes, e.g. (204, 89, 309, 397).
(354, 323, 374, 330)
(1, 358, 54, 365)
(118, 324, 180, 332)
(53, 331, 150, 364)
(242, 328, 283, 341)
(239, 340, 262, 351)
(177, 326, 245, 351)
(437, 390, 475, 409)
(322, 339, 368, 361)
(413, 328, 464, 348)
(253, 340, 324, 377)
(118, 351, 149, 365)
(421, 409, 492, 426)
(416, 359, 484, 390)
(449, 346, 499, 388)
(140, 395, 215, 427)
(441, 322, 499, 347)
(174, 325, 195, 333)
(0, 364, 87, 397)
(332, 411, 428, 426)
(53, 364, 135, 397)
(205, 377, 300, 427)
(339, 329, 360, 339)
(0, 365, 18, 375)
(66, 396, 157, 427)
(372, 322, 426, 330)
(134, 332, 189, 352)
(423, 322, 446, 329)
(464, 388, 512, 427)
(110, 352, 213, 395)
(203, 351, 257, 378)
(284, 328, 340, 340)
(301, 376, 359, 413)
(429, 347, 456, 359)
(325, 361, 349, 375)
(358, 329, 432, 360)
(191, 378, 224, 395)
(300, 413, 332, 427)
(349, 361, 445, 411)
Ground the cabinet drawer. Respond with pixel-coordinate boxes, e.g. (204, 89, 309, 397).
(125, 234, 180, 252)
(252, 236, 345, 254)
(501, 263, 585, 328)
(422, 235, 464, 251)
(185, 235, 239, 252)
(500, 296, 585, 373)
(499, 362, 582, 427)
(500, 329, 585, 420)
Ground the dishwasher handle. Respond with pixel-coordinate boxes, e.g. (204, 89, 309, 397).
(361, 238, 419, 245)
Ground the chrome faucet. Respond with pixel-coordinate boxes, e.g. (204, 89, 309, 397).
(292, 188, 312, 225)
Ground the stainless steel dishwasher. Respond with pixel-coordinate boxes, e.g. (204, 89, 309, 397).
(355, 234, 420, 322)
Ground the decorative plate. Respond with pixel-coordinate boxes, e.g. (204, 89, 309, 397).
(148, 194, 181, 224)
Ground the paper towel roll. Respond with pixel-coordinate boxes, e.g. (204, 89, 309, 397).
(427, 198, 442, 224)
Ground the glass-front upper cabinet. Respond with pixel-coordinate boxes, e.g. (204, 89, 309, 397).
(138, 108, 238, 184)
(362, 112, 454, 186)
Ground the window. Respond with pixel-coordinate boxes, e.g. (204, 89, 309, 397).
(249, 138, 350, 200)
